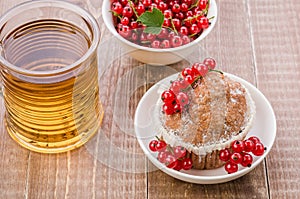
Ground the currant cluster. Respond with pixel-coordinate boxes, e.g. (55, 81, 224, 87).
(161, 57, 216, 115)
(149, 138, 193, 170)
(219, 136, 267, 174)
(111, 0, 213, 48)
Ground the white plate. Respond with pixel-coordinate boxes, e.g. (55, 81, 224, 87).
(134, 73, 276, 184)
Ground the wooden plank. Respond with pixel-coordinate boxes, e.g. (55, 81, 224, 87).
(2, 0, 300, 197)
(0, 1, 148, 198)
(22, 25, 148, 199)
(0, 2, 31, 198)
(0, 104, 29, 198)
(248, 0, 300, 198)
(146, 0, 269, 198)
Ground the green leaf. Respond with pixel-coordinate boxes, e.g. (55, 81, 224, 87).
(137, 8, 164, 34)
(144, 27, 162, 35)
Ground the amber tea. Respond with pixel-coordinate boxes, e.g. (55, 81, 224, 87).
(0, 1, 103, 153)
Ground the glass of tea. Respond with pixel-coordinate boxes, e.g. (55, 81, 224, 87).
(0, 0, 103, 153)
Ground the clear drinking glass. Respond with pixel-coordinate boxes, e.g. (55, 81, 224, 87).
(0, 0, 103, 153)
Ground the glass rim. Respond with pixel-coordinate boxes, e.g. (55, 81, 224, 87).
(0, 0, 100, 77)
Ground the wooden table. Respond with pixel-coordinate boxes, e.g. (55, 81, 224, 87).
(1, 0, 299, 198)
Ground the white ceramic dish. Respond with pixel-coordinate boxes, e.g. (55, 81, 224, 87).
(102, 0, 218, 65)
(134, 73, 276, 184)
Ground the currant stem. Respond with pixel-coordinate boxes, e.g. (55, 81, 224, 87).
(167, 144, 175, 155)
(208, 16, 215, 21)
(155, 135, 161, 141)
(162, 25, 176, 33)
(189, 32, 198, 38)
(109, 10, 120, 17)
(128, 0, 139, 18)
(169, 17, 178, 35)
(209, 69, 223, 74)
(189, 0, 200, 10)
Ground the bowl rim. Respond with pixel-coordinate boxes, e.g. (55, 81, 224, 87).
(102, 0, 218, 53)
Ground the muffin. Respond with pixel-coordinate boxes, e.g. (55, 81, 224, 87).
(157, 64, 255, 169)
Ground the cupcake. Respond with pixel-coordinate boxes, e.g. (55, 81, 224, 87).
(157, 59, 256, 169)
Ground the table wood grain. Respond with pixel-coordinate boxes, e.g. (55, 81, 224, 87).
(1, 0, 299, 198)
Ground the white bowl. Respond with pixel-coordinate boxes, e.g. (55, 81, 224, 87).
(102, 0, 218, 65)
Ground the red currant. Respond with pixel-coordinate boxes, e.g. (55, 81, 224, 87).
(156, 140, 167, 152)
(182, 0, 192, 6)
(198, 16, 209, 29)
(179, 26, 189, 35)
(175, 12, 184, 20)
(173, 160, 183, 171)
(157, 151, 170, 163)
(177, 92, 189, 106)
(163, 18, 171, 27)
(173, 146, 187, 159)
(172, 18, 181, 30)
(121, 17, 130, 26)
(180, 3, 189, 12)
(184, 75, 194, 84)
(192, 62, 209, 76)
(170, 80, 181, 94)
(161, 90, 176, 104)
(168, 31, 176, 39)
(195, 10, 204, 21)
(122, 6, 134, 18)
(171, 35, 183, 47)
(219, 148, 231, 162)
(131, 21, 139, 29)
(241, 153, 253, 167)
(160, 39, 171, 48)
(243, 139, 255, 152)
(131, 32, 139, 42)
(230, 152, 243, 164)
(142, 0, 152, 7)
(158, 1, 168, 11)
(118, 25, 132, 38)
(120, 0, 128, 6)
(172, 3, 181, 13)
(198, 0, 208, 10)
(224, 162, 238, 174)
(173, 103, 181, 113)
(162, 103, 174, 115)
(165, 155, 178, 168)
(182, 158, 193, 170)
(184, 16, 194, 27)
(185, 10, 193, 17)
(150, 3, 158, 11)
(192, 6, 202, 14)
(203, 57, 216, 69)
(181, 67, 194, 77)
(179, 79, 189, 89)
(168, 0, 177, 8)
(157, 28, 169, 39)
(192, 67, 200, 77)
(189, 24, 200, 35)
(112, 2, 123, 15)
(140, 32, 148, 42)
(149, 140, 158, 152)
(136, 2, 145, 15)
(151, 40, 161, 48)
(252, 142, 265, 156)
(146, 33, 156, 42)
(248, 136, 261, 144)
(164, 9, 173, 18)
(231, 140, 245, 153)
(182, 35, 191, 45)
